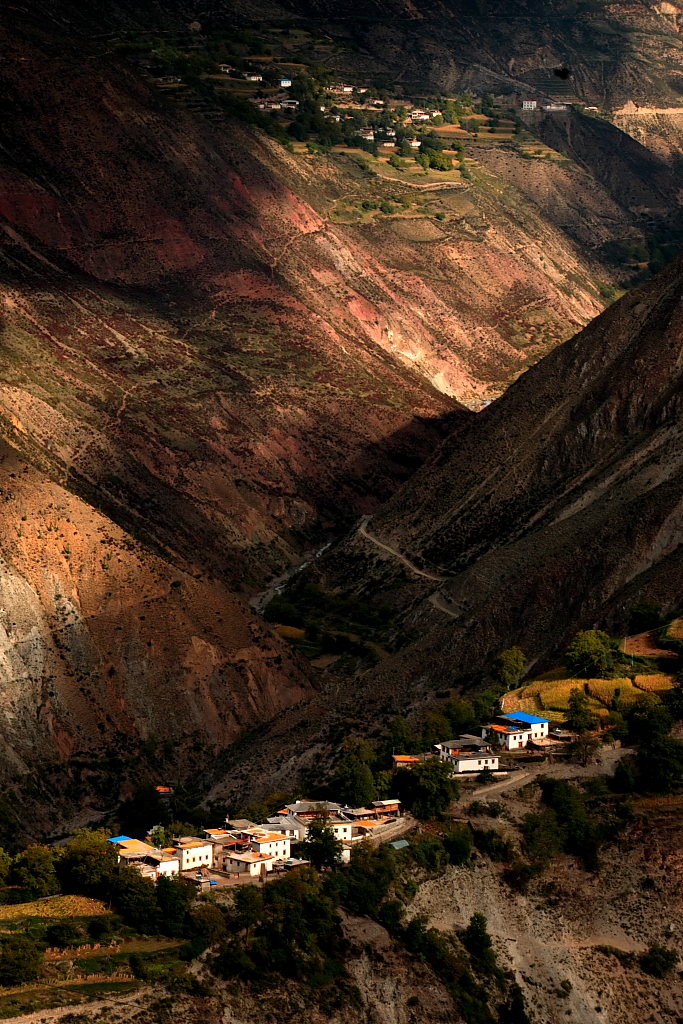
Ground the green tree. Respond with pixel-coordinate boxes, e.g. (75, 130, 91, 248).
(566, 630, 615, 678)
(395, 759, 459, 819)
(337, 758, 377, 807)
(112, 868, 159, 932)
(491, 647, 526, 690)
(388, 153, 403, 169)
(522, 810, 564, 866)
(9, 845, 60, 898)
(0, 848, 11, 886)
(0, 935, 43, 985)
(566, 688, 599, 734)
(628, 600, 663, 633)
(462, 912, 497, 974)
(636, 736, 683, 793)
(626, 693, 673, 745)
(58, 829, 117, 897)
(570, 734, 601, 766)
(231, 886, 264, 942)
(301, 819, 343, 870)
(663, 679, 683, 720)
(189, 902, 226, 944)
(156, 875, 196, 937)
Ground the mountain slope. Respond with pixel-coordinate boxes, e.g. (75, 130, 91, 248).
(314, 256, 683, 697)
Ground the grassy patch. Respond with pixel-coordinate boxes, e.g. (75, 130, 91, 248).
(0, 895, 109, 921)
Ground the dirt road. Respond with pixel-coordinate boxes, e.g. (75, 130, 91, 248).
(357, 516, 445, 582)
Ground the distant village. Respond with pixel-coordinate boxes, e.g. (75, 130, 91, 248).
(110, 709, 569, 888)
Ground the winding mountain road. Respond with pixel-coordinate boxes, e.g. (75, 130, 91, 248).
(357, 516, 445, 582)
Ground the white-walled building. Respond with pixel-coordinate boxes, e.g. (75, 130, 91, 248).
(172, 837, 214, 871)
(242, 829, 291, 861)
(482, 712, 550, 750)
(225, 851, 275, 876)
(522, 98, 537, 110)
(435, 740, 498, 772)
(279, 78, 292, 88)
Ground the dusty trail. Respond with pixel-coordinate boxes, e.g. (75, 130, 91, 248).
(357, 515, 446, 581)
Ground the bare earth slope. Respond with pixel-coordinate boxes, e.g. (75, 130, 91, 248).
(0, 442, 314, 839)
(314, 256, 683, 699)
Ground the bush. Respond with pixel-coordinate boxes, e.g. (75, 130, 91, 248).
(639, 943, 678, 977)
(45, 921, 84, 948)
(0, 935, 43, 985)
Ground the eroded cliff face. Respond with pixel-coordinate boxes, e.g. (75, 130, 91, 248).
(0, 443, 313, 815)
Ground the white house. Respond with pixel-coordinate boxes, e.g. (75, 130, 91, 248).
(435, 739, 498, 772)
(450, 753, 499, 773)
(245, 73, 263, 82)
(279, 78, 292, 88)
(280, 99, 299, 109)
(225, 851, 275, 876)
(406, 138, 421, 149)
(522, 99, 537, 110)
(172, 837, 214, 871)
(482, 712, 550, 750)
(242, 828, 291, 861)
(108, 836, 180, 879)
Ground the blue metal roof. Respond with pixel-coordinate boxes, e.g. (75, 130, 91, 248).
(389, 839, 410, 850)
(500, 712, 549, 725)
(108, 835, 132, 843)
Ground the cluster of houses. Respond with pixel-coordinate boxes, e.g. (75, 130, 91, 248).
(108, 798, 403, 884)
(521, 99, 569, 112)
(394, 711, 568, 775)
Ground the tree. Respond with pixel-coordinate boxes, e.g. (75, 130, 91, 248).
(301, 819, 343, 870)
(626, 693, 672, 745)
(45, 921, 84, 948)
(565, 630, 615, 678)
(663, 681, 683, 721)
(566, 688, 598, 734)
(9, 845, 60, 899)
(231, 886, 264, 942)
(0, 935, 43, 985)
(628, 600, 663, 634)
(388, 153, 403, 169)
(58, 829, 117, 897)
(0, 848, 11, 886)
(156, 875, 196, 937)
(570, 734, 601, 767)
(636, 736, 683, 793)
(335, 740, 378, 806)
(491, 647, 526, 690)
(462, 912, 497, 974)
(395, 759, 459, 820)
(189, 902, 226, 944)
(523, 809, 564, 866)
(112, 868, 159, 933)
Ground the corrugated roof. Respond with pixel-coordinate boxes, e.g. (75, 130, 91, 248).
(500, 712, 549, 725)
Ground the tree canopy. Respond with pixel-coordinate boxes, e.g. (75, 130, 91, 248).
(565, 630, 616, 678)
(395, 759, 459, 819)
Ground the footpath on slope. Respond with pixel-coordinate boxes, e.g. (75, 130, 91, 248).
(357, 516, 446, 582)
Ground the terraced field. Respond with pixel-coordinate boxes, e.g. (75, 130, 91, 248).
(503, 671, 677, 722)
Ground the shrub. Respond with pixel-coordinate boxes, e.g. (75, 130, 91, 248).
(0, 935, 43, 985)
(639, 943, 678, 977)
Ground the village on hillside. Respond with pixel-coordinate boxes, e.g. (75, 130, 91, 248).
(107, 708, 578, 888)
(119, 20, 608, 181)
